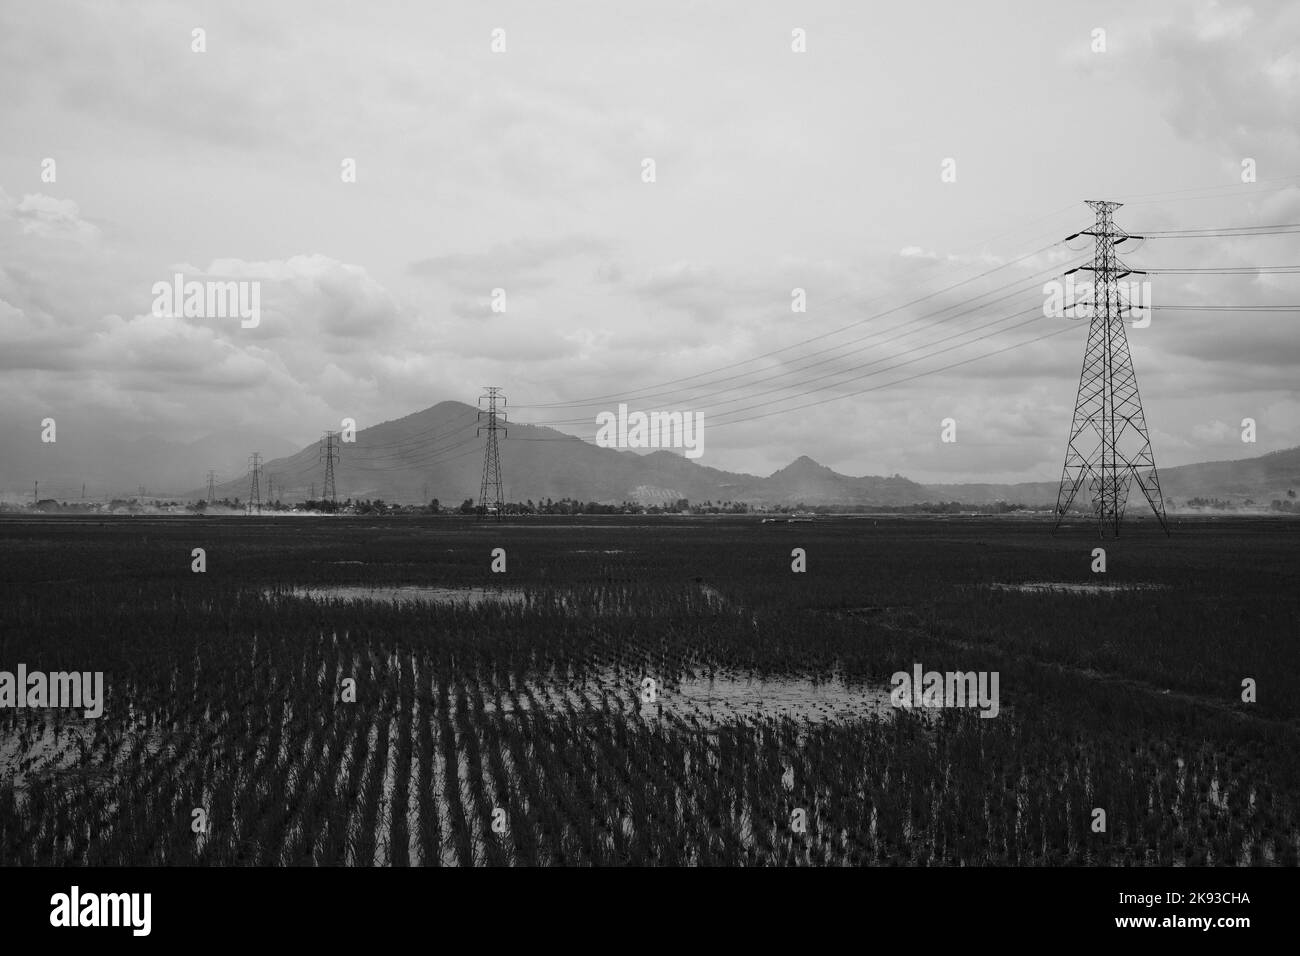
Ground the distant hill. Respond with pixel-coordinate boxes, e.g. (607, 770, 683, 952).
(196, 401, 763, 505)
(1156, 446, 1300, 502)
(925, 447, 1300, 507)
(180, 400, 1300, 508)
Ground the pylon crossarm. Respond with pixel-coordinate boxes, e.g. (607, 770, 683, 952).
(1054, 202, 1167, 537)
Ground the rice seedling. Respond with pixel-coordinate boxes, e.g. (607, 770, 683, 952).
(0, 515, 1296, 865)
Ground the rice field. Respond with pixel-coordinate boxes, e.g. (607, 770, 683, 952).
(1, 514, 1297, 866)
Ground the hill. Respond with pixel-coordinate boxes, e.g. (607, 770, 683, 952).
(186, 401, 1300, 508)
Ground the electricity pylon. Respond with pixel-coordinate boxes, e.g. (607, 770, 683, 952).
(247, 453, 263, 515)
(206, 470, 217, 501)
(477, 387, 507, 520)
(1054, 200, 1168, 536)
(320, 431, 340, 505)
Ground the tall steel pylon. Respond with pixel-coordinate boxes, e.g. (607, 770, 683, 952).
(247, 453, 263, 515)
(206, 470, 217, 501)
(1054, 200, 1168, 536)
(477, 387, 507, 520)
(320, 430, 340, 505)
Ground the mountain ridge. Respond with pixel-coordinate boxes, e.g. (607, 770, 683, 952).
(176, 401, 1300, 507)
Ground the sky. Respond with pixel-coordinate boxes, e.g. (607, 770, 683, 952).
(1, 0, 1297, 491)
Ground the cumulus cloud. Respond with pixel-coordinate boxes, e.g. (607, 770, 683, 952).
(198, 255, 401, 339)
(1070, 0, 1300, 153)
(5, 192, 99, 241)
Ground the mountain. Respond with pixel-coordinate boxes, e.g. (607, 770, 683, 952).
(1156, 446, 1300, 501)
(21, 398, 1295, 507)
(923, 447, 1300, 506)
(194, 402, 765, 505)
(759, 456, 930, 506)
(181, 403, 949, 506)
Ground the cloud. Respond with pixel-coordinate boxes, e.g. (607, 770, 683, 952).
(5, 192, 99, 241)
(0, 250, 417, 441)
(445, 324, 580, 362)
(0, 2, 1295, 486)
(83, 312, 268, 391)
(408, 236, 610, 293)
(1094, 1, 1300, 153)
(1192, 419, 1235, 442)
(160, 255, 403, 340)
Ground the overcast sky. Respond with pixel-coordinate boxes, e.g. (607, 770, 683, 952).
(1, 0, 1297, 489)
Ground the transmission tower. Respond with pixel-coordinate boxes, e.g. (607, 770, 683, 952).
(319, 431, 340, 505)
(1054, 200, 1168, 536)
(247, 453, 263, 515)
(206, 470, 217, 501)
(477, 387, 507, 520)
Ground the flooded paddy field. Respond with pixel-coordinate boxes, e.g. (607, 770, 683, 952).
(986, 581, 1169, 594)
(1, 514, 1298, 865)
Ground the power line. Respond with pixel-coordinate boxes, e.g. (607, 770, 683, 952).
(708, 308, 1046, 427)
(341, 420, 480, 462)
(1136, 223, 1300, 237)
(1152, 304, 1300, 312)
(1114, 175, 1300, 206)
(511, 209, 1297, 416)
(519, 262, 1081, 428)
(1144, 266, 1300, 274)
(337, 407, 480, 455)
(513, 241, 1067, 410)
(113, 202, 1290, 490)
(501, 305, 1072, 442)
(521, 302, 1051, 433)
(711, 320, 1078, 430)
(506, 211, 1296, 440)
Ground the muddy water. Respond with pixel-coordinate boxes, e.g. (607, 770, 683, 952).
(275, 585, 529, 607)
(666, 672, 897, 724)
(481, 668, 902, 727)
(989, 582, 1168, 594)
(0, 713, 165, 802)
(268, 582, 726, 616)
